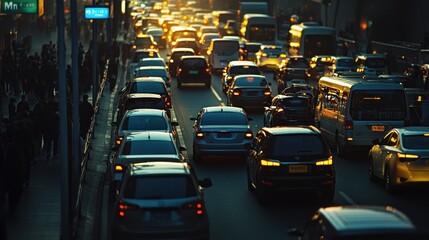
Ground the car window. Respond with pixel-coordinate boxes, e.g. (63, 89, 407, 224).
(124, 98, 165, 110)
(182, 59, 206, 67)
(282, 98, 309, 107)
(230, 66, 260, 75)
(268, 134, 327, 156)
(122, 140, 176, 155)
(131, 82, 166, 94)
(124, 175, 197, 199)
(122, 116, 168, 131)
(201, 112, 248, 125)
(235, 77, 268, 87)
(402, 135, 429, 149)
(136, 69, 167, 78)
(213, 41, 239, 55)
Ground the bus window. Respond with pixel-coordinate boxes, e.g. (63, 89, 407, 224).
(304, 35, 335, 58)
(350, 90, 406, 120)
(248, 25, 276, 42)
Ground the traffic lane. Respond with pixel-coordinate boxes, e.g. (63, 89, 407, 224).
(333, 150, 429, 234)
(170, 73, 338, 240)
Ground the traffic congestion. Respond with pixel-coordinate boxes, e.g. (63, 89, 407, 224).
(106, 0, 429, 239)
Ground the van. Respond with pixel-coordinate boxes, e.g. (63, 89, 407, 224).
(207, 38, 240, 73)
(355, 53, 389, 76)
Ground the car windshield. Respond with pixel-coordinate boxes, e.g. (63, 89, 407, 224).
(122, 140, 176, 155)
(282, 98, 309, 107)
(132, 52, 159, 63)
(287, 58, 309, 68)
(124, 175, 196, 199)
(246, 45, 261, 52)
(235, 77, 267, 86)
(172, 52, 194, 60)
(124, 98, 165, 110)
(230, 66, 260, 75)
(122, 116, 168, 131)
(131, 82, 165, 94)
(263, 48, 282, 55)
(402, 135, 429, 149)
(135, 37, 152, 46)
(173, 31, 197, 41)
(268, 134, 327, 156)
(201, 112, 248, 125)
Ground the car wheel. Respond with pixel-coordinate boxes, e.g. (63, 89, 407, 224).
(384, 167, 395, 193)
(368, 157, 376, 182)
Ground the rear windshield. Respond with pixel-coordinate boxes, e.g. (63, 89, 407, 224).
(366, 57, 386, 68)
(268, 134, 327, 156)
(213, 41, 239, 55)
(282, 98, 309, 107)
(138, 60, 165, 68)
(235, 77, 267, 86)
(287, 58, 309, 68)
(124, 98, 165, 110)
(337, 58, 354, 67)
(230, 66, 260, 75)
(133, 52, 159, 62)
(122, 140, 176, 155)
(402, 135, 429, 149)
(135, 37, 152, 45)
(245, 45, 261, 52)
(131, 82, 166, 94)
(182, 59, 206, 67)
(122, 116, 168, 131)
(350, 90, 406, 120)
(124, 175, 196, 199)
(201, 112, 248, 125)
(172, 31, 198, 41)
(135, 69, 167, 78)
(172, 51, 195, 60)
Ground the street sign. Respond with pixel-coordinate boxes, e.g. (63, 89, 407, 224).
(84, 5, 110, 19)
(1, 0, 38, 14)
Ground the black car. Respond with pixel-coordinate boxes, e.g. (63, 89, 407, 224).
(263, 94, 314, 127)
(246, 126, 335, 204)
(176, 56, 211, 88)
(275, 56, 309, 94)
(226, 74, 272, 109)
(117, 93, 170, 122)
(167, 47, 196, 77)
(222, 60, 261, 93)
(241, 42, 262, 62)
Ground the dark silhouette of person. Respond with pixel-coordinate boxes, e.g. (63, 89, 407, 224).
(16, 94, 30, 116)
(8, 97, 16, 121)
(79, 94, 94, 138)
(44, 96, 59, 160)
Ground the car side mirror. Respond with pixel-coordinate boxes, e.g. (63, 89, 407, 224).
(179, 146, 187, 152)
(372, 138, 380, 145)
(171, 121, 179, 127)
(199, 178, 212, 188)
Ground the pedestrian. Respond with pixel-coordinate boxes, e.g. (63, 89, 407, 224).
(16, 94, 30, 116)
(44, 96, 59, 160)
(8, 97, 16, 120)
(32, 97, 48, 157)
(79, 94, 94, 138)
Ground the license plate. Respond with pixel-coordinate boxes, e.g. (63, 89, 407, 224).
(150, 211, 170, 221)
(270, 55, 278, 58)
(371, 125, 385, 132)
(189, 70, 198, 75)
(217, 132, 231, 138)
(289, 165, 308, 173)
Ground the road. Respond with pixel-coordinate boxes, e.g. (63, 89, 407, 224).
(106, 48, 429, 240)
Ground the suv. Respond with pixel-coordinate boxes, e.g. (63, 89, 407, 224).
(174, 38, 202, 55)
(263, 94, 314, 127)
(112, 161, 212, 239)
(167, 47, 196, 77)
(133, 34, 158, 50)
(307, 55, 335, 81)
(246, 126, 335, 204)
(222, 60, 261, 93)
(355, 53, 389, 76)
(128, 49, 161, 77)
(288, 205, 428, 240)
(176, 56, 211, 88)
(117, 93, 170, 122)
(275, 56, 310, 94)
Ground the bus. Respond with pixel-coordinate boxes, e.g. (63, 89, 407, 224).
(288, 23, 336, 59)
(314, 73, 409, 156)
(239, 13, 276, 45)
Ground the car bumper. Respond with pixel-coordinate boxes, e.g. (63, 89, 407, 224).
(257, 175, 335, 193)
(230, 96, 271, 108)
(195, 142, 251, 156)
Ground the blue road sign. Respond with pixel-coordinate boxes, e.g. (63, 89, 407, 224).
(84, 6, 110, 19)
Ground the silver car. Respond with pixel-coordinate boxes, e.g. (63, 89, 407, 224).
(368, 126, 429, 192)
(190, 106, 253, 163)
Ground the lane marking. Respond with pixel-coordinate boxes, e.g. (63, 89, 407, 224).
(210, 86, 223, 102)
(171, 108, 188, 159)
(338, 191, 357, 205)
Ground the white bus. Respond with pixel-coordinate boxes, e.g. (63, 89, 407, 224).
(288, 23, 336, 59)
(239, 13, 277, 45)
(314, 73, 409, 155)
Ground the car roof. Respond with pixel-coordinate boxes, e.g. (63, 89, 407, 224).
(228, 60, 258, 67)
(129, 161, 190, 176)
(135, 49, 159, 53)
(171, 47, 195, 53)
(395, 126, 429, 136)
(203, 106, 246, 113)
(319, 206, 417, 234)
(234, 74, 266, 80)
(262, 126, 320, 135)
(139, 58, 165, 62)
(124, 108, 167, 117)
(132, 76, 165, 83)
(180, 55, 206, 61)
(126, 93, 162, 99)
(124, 131, 173, 141)
(176, 38, 198, 42)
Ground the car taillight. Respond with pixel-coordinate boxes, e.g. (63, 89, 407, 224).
(260, 159, 280, 167)
(245, 132, 253, 138)
(397, 153, 419, 162)
(115, 136, 123, 146)
(164, 97, 171, 107)
(177, 68, 182, 74)
(115, 164, 125, 173)
(233, 89, 241, 96)
(196, 132, 204, 139)
(263, 89, 271, 96)
(344, 121, 353, 130)
(205, 68, 210, 73)
(161, 36, 166, 39)
(118, 201, 139, 217)
(182, 201, 204, 215)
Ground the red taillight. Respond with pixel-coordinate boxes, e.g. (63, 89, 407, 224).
(118, 201, 139, 217)
(115, 136, 123, 146)
(344, 121, 353, 130)
(233, 89, 241, 96)
(205, 68, 210, 73)
(263, 89, 271, 96)
(182, 201, 204, 215)
(196, 132, 204, 139)
(177, 68, 182, 75)
(164, 97, 171, 107)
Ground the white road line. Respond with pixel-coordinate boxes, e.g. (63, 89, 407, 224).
(338, 191, 358, 205)
(210, 86, 223, 102)
(171, 108, 188, 159)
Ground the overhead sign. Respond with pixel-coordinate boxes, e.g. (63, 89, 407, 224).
(1, 0, 38, 14)
(84, 5, 110, 19)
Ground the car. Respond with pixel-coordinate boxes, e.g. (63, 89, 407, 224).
(226, 75, 272, 109)
(288, 205, 428, 240)
(134, 66, 171, 87)
(355, 53, 389, 76)
(197, 26, 219, 40)
(222, 20, 238, 36)
(307, 55, 335, 81)
(263, 94, 314, 127)
(117, 93, 170, 123)
(134, 58, 168, 75)
(190, 106, 253, 163)
(132, 34, 158, 50)
(128, 49, 161, 77)
(325, 56, 355, 76)
(176, 56, 211, 88)
(280, 82, 317, 97)
(275, 56, 310, 93)
(145, 27, 167, 49)
(221, 60, 261, 93)
(168, 26, 198, 49)
(167, 47, 196, 77)
(241, 42, 262, 62)
(113, 108, 179, 150)
(112, 161, 212, 240)
(120, 76, 172, 110)
(368, 126, 429, 192)
(255, 45, 287, 71)
(199, 33, 221, 53)
(173, 38, 202, 55)
(246, 126, 335, 204)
